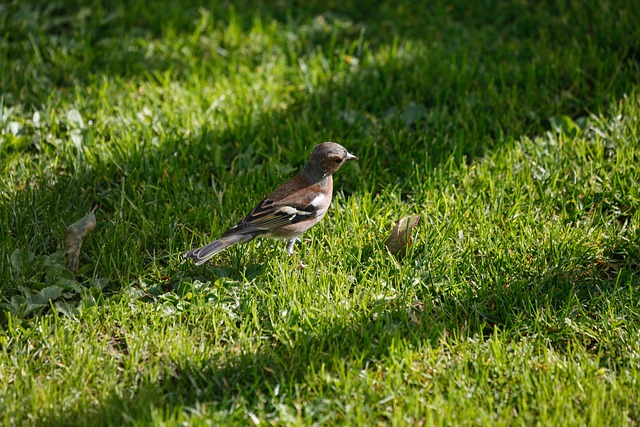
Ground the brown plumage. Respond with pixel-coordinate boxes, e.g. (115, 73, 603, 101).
(184, 142, 357, 265)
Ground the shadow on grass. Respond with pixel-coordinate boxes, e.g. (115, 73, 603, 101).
(43, 306, 439, 426)
(41, 250, 640, 425)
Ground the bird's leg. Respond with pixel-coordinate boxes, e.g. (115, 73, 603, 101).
(285, 238, 306, 268)
(285, 238, 297, 255)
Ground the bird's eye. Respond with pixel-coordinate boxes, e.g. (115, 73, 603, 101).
(334, 158, 342, 164)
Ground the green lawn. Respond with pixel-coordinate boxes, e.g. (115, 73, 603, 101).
(1, 0, 640, 425)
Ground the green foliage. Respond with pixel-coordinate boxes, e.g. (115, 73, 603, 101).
(1, 0, 639, 425)
(3, 249, 106, 319)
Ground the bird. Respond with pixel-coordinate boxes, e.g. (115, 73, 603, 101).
(184, 142, 357, 265)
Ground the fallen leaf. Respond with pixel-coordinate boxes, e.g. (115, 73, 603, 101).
(64, 207, 97, 273)
(385, 215, 421, 257)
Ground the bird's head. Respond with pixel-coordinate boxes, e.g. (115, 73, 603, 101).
(304, 142, 357, 180)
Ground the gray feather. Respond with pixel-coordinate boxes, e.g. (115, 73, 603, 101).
(183, 234, 254, 266)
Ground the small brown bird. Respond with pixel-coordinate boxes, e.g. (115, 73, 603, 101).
(184, 142, 357, 265)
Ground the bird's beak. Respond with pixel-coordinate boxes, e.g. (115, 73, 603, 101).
(345, 152, 358, 161)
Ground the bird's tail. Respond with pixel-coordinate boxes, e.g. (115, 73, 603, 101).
(183, 234, 253, 266)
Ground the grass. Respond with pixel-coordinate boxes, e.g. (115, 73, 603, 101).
(1, 0, 640, 425)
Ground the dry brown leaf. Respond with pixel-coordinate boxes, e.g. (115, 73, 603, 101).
(64, 207, 97, 273)
(385, 214, 421, 256)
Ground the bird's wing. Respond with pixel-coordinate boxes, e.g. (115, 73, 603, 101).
(222, 173, 331, 237)
(222, 197, 317, 236)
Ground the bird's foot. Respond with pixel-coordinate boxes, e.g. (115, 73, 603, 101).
(285, 238, 297, 256)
